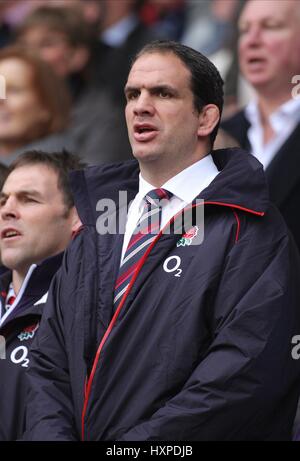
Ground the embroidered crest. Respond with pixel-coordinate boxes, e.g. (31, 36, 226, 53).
(18, 323, 39, 342)
(177, 226, 199, 247)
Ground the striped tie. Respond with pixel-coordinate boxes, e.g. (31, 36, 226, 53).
(114, 188, 172, 310)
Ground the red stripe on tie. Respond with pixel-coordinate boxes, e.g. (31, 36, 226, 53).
(7, 295, 16, 305)
(113, 188, 172, 313)
(115, 261, 139, 290)
(127, 223, 160, 250)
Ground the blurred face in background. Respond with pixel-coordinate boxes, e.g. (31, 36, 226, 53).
(19, 26, 89, 78)
(238, 0, 300, 95)
(0, 58, 50, 153)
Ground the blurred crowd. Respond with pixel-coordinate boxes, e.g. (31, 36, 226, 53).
(0, 0, 245, 166)
(0, 1, 298, 265)
(0, 0, 299, 253)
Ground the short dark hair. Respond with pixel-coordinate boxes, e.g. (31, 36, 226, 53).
(9, 150, 85, 211)
(131, 40, 224, 146)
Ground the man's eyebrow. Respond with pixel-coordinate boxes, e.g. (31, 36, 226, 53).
(124, 84, 178, 94)
(124, 85, 138, 94)
(19, 189, 42, 195)
(17, 190, 44, 199)
(152, 84, 177, 91)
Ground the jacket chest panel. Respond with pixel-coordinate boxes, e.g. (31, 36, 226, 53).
(0, 320, 39, 370)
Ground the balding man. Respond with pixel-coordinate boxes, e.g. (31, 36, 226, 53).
(222, 0, 300, 250)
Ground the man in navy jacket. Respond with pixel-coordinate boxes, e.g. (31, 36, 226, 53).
(0, 150, 82, 440)
(25, 41, 300, 441)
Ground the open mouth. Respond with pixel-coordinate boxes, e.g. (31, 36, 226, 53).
(247, 57, 266, 65)
(135, 124, 156, 133)
(1, 229, 21, 239)
(133, 124, 158, 141)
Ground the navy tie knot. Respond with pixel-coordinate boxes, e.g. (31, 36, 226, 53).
(145, 188, 172, 207)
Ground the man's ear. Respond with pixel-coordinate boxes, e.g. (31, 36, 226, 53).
(197, 104, 220, 138)
(70, 207, 82, 234)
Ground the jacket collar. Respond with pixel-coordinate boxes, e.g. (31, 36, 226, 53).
(204, 147, 268, 214)
(0, 252, 63, 328)
(70, 148, 269, 226)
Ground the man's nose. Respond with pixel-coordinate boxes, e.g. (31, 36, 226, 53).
(0, 197, 19, 220)
(133, 91, 155, 116)
(240, 24, 262, 47)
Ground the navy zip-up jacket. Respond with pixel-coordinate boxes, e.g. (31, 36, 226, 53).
(0, 253, 63, 441)
(25, 148, 300, 440)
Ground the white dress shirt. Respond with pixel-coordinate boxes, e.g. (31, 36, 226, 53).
(101, 14, 138, 47)
(245, 98, 300, 169)
(4, 283, 15, 312)
(121, 155, 220, 261)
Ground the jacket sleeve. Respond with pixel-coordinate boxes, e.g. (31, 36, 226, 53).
(119, 215, 300, 441)
(24, 253, 79, 441)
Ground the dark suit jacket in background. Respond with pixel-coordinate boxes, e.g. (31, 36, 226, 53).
(222, 110, 300, 251)
(90, 22, 164, 104)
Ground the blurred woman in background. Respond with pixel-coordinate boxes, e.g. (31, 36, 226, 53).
(0, 45, 73, 165)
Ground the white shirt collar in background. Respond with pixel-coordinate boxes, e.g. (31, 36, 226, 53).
(245, 98, 300, 169)
(101, 14, 138, 47)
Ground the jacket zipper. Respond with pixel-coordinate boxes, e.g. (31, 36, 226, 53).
(81, 200, 264, 440)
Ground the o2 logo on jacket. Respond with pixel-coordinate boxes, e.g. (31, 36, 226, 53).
(10, 346, 29, 368)
(163, 256, 182, 277)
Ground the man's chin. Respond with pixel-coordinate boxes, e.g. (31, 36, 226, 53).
(131, 147, 160, 163)
(1, 254, 25, 272)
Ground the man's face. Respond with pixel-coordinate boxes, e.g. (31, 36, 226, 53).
(0, 164, 75, 276)
(20, 26, 78, 77)
(238, 0, 300, 93)
(125, 52, 202, 172)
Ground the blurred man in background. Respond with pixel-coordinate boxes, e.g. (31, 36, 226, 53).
(17, 5, 133, 165)
(222, 0, 300, 250)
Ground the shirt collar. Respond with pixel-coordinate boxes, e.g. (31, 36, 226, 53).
(244, 99, 259, 126)
(137, 154, 219, 207)
(6, 282, 15, 301)
(275, 97, 300, 117)
(101, 13, 138, 47)
(245, 98, 300, 133)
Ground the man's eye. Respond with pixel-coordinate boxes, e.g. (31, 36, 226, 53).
(24, 197, 38, 203)
(159, 90, 171, 98)
(264, 22, 282, 30)
(126, 92, 138, 101)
